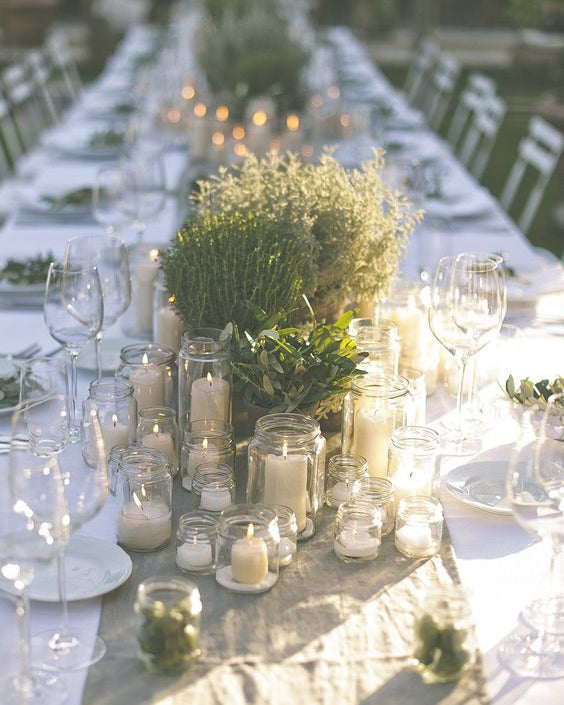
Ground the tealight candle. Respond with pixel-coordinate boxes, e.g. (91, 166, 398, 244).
(334, 528, 381, 559)
(100, 413, 129, 459)
(334, 502, 382, 562)
(231, 523, 268, 585)
(176, 539, 213, 571)
(183, 437, 219, 490)
(142, 423, 176, 469)
(325, 453, 367, 510)
(395, 497, 443, 558)
(192, 464, 234, 512)
(175, 511, 217, 574)
(129, 353, 165, 412)
(264, 443, 308, 531)
(190, 372, 230, 423)
(118, 492, 172, 551)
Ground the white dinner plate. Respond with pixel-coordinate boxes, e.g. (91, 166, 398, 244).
(2, 536, 132, 602)
(445, 461, 512, 515)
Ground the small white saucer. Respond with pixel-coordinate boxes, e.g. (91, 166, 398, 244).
(215, 566, 277, 594)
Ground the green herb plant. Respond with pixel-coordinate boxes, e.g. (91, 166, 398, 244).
(505, 374, 564, 408)
(233, 308, 367, 420)
(0, 252, 54, 286)
(414, 613, 471, 682)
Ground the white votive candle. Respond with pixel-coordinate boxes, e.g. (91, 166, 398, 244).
(395, 524, 436, 557)
(351, 407, 395, 478)
(142, 424, 176, 470)
(334, 528, 380, 559)
(100, 414, 129, 458)
(176, 539, 213, 571)
(129, 354, 165, 412)
(279, 536, 297, 567)
(184, 438, 221, 490)
(391, 471, 432, 509)
(231, 523, 269, 585)
(199, 486, 232, 512)
(155, 302, 184, 351)
(117, 497, 171, 551)
(135, 251, 159, 332)
(264, 445, 308, 532)
(190, 373, 230, 422)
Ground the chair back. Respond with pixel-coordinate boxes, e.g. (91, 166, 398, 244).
(420, 54, 460, 132)
(1, 63, 44, 152)
(45, 36, 82, 105)
(404, 38, 437, 107)
(0, 92, 15, 177)
(459, 93, 506, 180)
(446, 72, 497, 149)
(500, 116, 563, 234)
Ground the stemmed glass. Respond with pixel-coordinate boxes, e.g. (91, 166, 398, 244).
(44, 263, 103, 440)
(64, 235, 131, 379)
(92, 166, 131, 235)
(30, 398, 109, 672)
(120, 149, 166, 241)
(499, 393, 564, 677)
(428, 253, 504, 454)
(0, 402, 69, 705)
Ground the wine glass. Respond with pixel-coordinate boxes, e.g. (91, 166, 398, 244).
(64, 235, 131, 379)
(428, 253, 504, 454)
(44, 263, 103, 440)
(120, 148, 166, 241)
(31, 403, 109, 672)
(499, 393, 564, 677)
(92, 166, 131, 235)
(0, 402, 69, 705)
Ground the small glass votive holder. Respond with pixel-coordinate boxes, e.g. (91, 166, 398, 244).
(137, 406, 179, 476)
(325, 453, 368, 509)
(181, 418, 234, 491)
(176, 511, 218, 575)
(334, 501, 382, 563)
(134, 576, 201, 674)
(215, 504, 279, 594)
(399, 364, 427, 426)
(350, 476, 395, 535)
(387, 426, 441, 508)
(271, 504, 298, 567)
(117, 342, 177, 414)
(192, 464, 235, 513)
(395, 497, 443, 559)
(85, 378, 137, 457)
(108, 442, 132, 495)
(413, 585, 476, 683)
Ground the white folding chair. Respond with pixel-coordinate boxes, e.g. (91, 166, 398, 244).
(44, 36, 83, 106)
(458, 94, 506, 181)
(446, 73, 497, 150)
(500, 116, 563, 234)
(420, 54, 460, 132)
(403, 38, 438, 107)
(0, 93, 15, 178)
(1, 63, 45, 152)
(25, 50, 60, 126)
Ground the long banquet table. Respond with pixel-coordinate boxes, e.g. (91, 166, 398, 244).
(0, 18, 564, 705)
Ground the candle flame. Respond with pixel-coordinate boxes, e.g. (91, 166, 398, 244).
(112, 413, 118, 427)
(247, 522, 254, 540)
(282, 442, 288, 460)
(212, 131, 225, 146)
(252, 110, 267, 127)
(286, 114, 299, 131)
(202, 438, 208, 452)
(207, 372, 213, 386)
(233, 142, 247, 157)
(194, 102, 207, 117)
(327, 85, 340, 100)
(132, 491, 143, 510)
(232, 125, 245, 140)
(216, 105, 229, 121)
(168, 294, 176, 304)
(340, 114, 350, 128)
(182, 85, 195, 100)
(153, 423, 159, 434)
(142, 353, 149, 366)
(150, 248, 159, 262)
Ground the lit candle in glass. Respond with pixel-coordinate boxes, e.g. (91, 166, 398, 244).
(231, 523, 268, 585)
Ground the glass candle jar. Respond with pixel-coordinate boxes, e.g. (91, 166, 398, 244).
(215, 504, 280, 594)
(108, 442, 132, 495)
(352, 320, 400, 376)
(395, 497, 443, 559)
(134, 576, 201, 673)
(271, 504, 298, 567)
(122, 243, 161, 340)
(180, 419, 234, 491)
(387, 426, 441, 508)
(118, 343, 177, 413)
(413, 585, 476, 683)
(137, 406, 179, 476)
(334, 501, 382, 563)
(325, 453, 368, 509)
(192, 464, 235, 512)
(379, 279, 429, 354)
(350, 476, 395, 535)
(81, 378, 137, 464)
(176, 511, 218, 575)
(116, 447, 172, 551)
(398, 364, 427, 426)
(247, 413, 326, 540)
(153, 277, 185, 352)
(178, 328, 232, 442)
(342, 375, 413, 478)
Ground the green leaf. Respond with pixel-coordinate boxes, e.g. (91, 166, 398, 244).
(262, 375, 275, 396)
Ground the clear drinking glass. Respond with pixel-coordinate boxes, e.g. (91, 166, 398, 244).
(0, 402, 69, 705)
(64, 235, 131, 379)
(428, 253, 504, 455)
(44, 264, 103, 440)
(92, 166, 131, 234)
(120, 149, 166, 241)
(498, 394, 564, 678)
(32, 406, 109, 672)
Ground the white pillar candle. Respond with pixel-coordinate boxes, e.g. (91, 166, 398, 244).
(351, 407, 395, 478)
(264, 445, 308, 532)
(117, 495, 171, 551)
(395, 524, 436, 557)
(100, 414, 129, 458)
(231, 523, 268, 584)
(142, 424, 176, 470)
(388, 306, 426, 352)
(190, 373, 230, 423)
(279, 536, 296, 567)
(129, 354, 165, 412)
(183, 438, 220, 490)
(192, 106, 210, 160)
(135, 250, 159, 333)
(155, 303, 184, 352)
(176, 539, 212, 571)
(199, 486, 232, 512)
(390, 470, 433, 509)
(334, 528, 380, 559)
